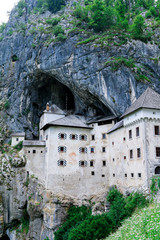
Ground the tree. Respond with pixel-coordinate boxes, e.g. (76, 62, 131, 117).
(46, 0, 66, 13)
(131, 15, 145, 39)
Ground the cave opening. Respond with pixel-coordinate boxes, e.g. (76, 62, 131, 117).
(0, 234, 10, 240)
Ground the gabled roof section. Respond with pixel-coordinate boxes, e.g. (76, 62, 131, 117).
(43, 104, 65, 115)
(87, 115, 116, 124)
(122, 87, 160, 117)
(107, 120, 124, 134)
(41, 115, 93, 130)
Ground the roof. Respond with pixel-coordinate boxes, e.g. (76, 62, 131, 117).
(41, 115, 93, 130)
(122, 87, 160, 117)
(43, 104, 65, 115)
(23, 140, 46, 147)
(107, 120, 124, 134)
(11, 132, 25, 137)
(87, 115, 116, 124)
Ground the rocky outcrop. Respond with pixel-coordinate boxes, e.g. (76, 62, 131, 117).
(0, 0, 159, 139)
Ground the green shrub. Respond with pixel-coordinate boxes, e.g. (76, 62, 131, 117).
(56, 33, 67, 41)
(0, 23, 6, 33)
(53, 25, 64, 36)
(45, 17, 60, 26)
(13, 141, 23, 151)
(4, 100, 10, 109)
(145, 10, 152, 18)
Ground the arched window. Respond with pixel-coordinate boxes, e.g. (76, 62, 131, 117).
(155, 166, 160, 174)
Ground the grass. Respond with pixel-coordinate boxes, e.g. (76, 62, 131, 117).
(106, 202, 160, 240)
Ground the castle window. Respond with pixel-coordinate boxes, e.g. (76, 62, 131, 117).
(33, 150, 36, 154)
(112, 142, 114, 145)
(155, 166, 160, 174)
(129, 130, 132, 139)
(69, 134, 78, 140)
(58, 146, 67, 152)
(130, 149, 133, 159)
(102, 133, 106, 139)
(90, 161, 94, 167)
(155, 126, 160, 135)
(41, 151, 43, 153)
(102, 160, 106, 166)
(138, 173, 142, 178)
(46, 135, 48, 140)
(123, 137, 126, 141)
(58, 160, 67, 167)
(125, 173, 127, 178)
(124, 156, 126, 160)
(136, 127, 140, 137)
(113, 158, 115, 162)
(91, 171, 95, 176)
(90, 147, 95, 153)
(91, 135, 95, 140)
(80, 134, 87, 141)
(79, 161, 87, 167)
(102, 147, 106, 153)
(156, 147, 160, 157)
(113, 173, 115, 177)
(131, 173, 134, 178)
(137, 148, 141, 158)
(58, 133, 67, 140)
(28, 150, 30, 153)
(102, 174, 105, 177)
(79, 147, 87, 153)
(16, 138, 19, 141)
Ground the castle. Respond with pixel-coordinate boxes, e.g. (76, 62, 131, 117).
(12, 87, 160, 197)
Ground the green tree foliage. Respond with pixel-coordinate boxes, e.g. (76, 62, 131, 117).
(131, 15, 145, 38)
(54, 188, 148, 240)
(35, 0, 65, 14)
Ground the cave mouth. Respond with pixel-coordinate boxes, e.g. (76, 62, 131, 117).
(0, 234, 10, 240)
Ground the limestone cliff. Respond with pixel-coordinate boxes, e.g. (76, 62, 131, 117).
(0, 0, 159, 139)
(0, 0, 159, 238)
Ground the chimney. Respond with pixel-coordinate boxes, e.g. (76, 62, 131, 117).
(46, 102, 50, 111)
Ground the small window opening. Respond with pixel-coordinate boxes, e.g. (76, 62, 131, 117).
(60, 147, 64, 152)
(113, 173, 115, 177)
(91, 171, 95, 175)
(156, 147, 160, 157)
(102, 147, 106, 153)
(28, 150, 30, 153)
(33, 150, 36, 154)
(102, 161, 106, 166)
(102, 174, 105, 177)
(113, 158, 115, 162)
(102, 133, 106, 139)
(155, 126, 160, 135)
(125, 173, 127, 178)
(81, 135, 85, 140)
(130, 149, 133, 159)
(124, 156, 126, 160)
(91, 147, 95, 153)
(91, 135, 95, 140)
(155, 166, 160, 174)
(136, 127, 140, 137)
(71, 135, 76, 140)
(61, 134, 64, 139)
(123, 137, 126, 141)
(129, 130, 132, 139)
(131, 173, 134, 178)
(16, 138, 19, 141)
(41, 151, 43, 153)
(112, 142, 114, 145)
(90, 161, 94, 167)
(137, 148, 141, 158)
(46, 135, 48, 140)
(138, 173, 141, 178)
(81, 148, 85, 153)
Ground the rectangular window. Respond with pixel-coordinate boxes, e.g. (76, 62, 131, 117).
(137, 148, 141, 158)
(16, 138, 19, 141)
(79, 161, 87, 167)
(156, 147, 160, 157)
(102, 147, 106, 153)
(112, 142, 114, 145)
(102, 133, 106, 139)
(46, 135, 48, 140)
(91, 135, 95, 140)
(113, 173, 115, 177)
(91, 171, 95, 175)
(60, 134, 64, 139)
(136, 127, 139, 137)
(33, 150, 36, 154)
(125, 173, 127, 178)
(129, 130, 132, 139)
(60, 147, 64, 152)
(102, 161, 106, 166)
(102, 174, 105, 177)
(91, 147, 95, 153)
(123, 137, 126, 141)
(90, 161, 94, 167)
(124, 156, 126, 160)
(138, 173, 142, 178)
(155, 126, 160, 135)
(130, 149, 133, 159)
(131, 173, 134, 178)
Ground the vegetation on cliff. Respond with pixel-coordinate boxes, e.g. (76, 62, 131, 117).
(54, 188, 148, 240)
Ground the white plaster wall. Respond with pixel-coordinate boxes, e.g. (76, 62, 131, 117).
(40, 112, 65, 130)
(108, 120, 148, 193)
(11, 136, 25, 146)
(24, 146, 45, 184)
(44, 122, 114, 197)
(124, 109, 160, 126)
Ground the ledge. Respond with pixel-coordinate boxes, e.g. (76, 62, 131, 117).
(23, 140, 46, 147)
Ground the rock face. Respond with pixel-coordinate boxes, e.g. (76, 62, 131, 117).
(0, 0, 159, 139)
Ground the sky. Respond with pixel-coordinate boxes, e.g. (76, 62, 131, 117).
(0, 0, 19, 24)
